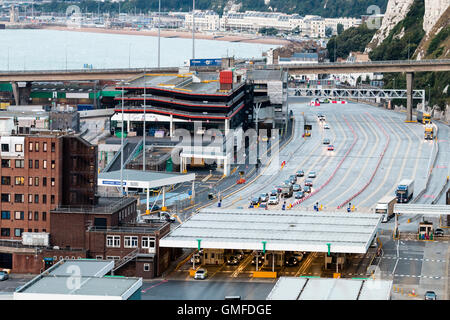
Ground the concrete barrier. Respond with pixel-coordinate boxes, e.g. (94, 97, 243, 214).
(79, 108, 115, 118)
(252, 271, 277, 278)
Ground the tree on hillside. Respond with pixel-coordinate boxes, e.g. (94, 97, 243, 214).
(337, 23, 344, 35)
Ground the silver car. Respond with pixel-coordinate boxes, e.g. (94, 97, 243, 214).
(194, 268, 208, 280)
(0, 271, 8, 281)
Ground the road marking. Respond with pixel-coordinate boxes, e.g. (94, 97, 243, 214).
(141, 279, 168, 293)
(316, 114, 373, 206)
(357, 114, 403, 207)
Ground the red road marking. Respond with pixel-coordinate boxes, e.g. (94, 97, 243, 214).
(141, 279, 168, 293)
(435, 165, 447, 169)
(423, 195, 435, 199)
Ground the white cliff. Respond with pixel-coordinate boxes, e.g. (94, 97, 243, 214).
(423, 0, 450, 35)
(365, 0, 414, 52)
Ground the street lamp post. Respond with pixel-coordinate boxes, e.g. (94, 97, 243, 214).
(120, 81, 125, 196)
(143, 72, 146, 171)
(192, 0, 195, 59)
(158, 0, 161, 68)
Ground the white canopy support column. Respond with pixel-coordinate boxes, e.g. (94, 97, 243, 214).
(162, 186, 166, 210)
(146, 187, 150, 214)
(170, 114, 174, 137)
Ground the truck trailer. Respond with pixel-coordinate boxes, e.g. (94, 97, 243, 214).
(375, 195, 397, 222)
(396, 179, 414, 203)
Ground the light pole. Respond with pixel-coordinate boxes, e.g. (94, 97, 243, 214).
(120, 81, 126, 196)
(254, 102, 262, 170)
(192, 0, 195, 59)
(427, 84, 431, 108)
(143, 72, 146, 171)
(158, 0, 161, 68)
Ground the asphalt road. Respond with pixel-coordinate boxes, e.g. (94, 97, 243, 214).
(140, 279, 275, 300)
(221, 99, 435, 212)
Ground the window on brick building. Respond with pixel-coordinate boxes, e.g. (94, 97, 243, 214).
(42, 195, 47, 204)
(14, 211, 24, 220)
(42, 229, 46, 232)
(43, 142, 47, 152)
(1, 228, 10, 237)
(142, 237, 155, 249)
(28, 177, 33, 186)
(15, 144, 22, 152)
(124, 236, 138, 248)
(35, 177, 39, 186)
(43, 177, 47, 186)
(51, 178, 55, 186)
(28, 194, 33, 203)
(29, 142, 33, 152)
(15, 159, 24, 168)
(1, 159, 10, 168)
(51, 142, 55, 152)
(51, 160, 55, 169)
(35, 160, 39, 169)
(15, 176, 24, 185)
(34, 194, 39, 203)
(1, 176, 10, 185)
(14, 194, 24, 203)
(28, 211, 32, 220)
(34, 211, 39, 221)
(106, 235, 120, 248)
(1, 144, 9, 152)
(51, 195, 55, 204)
(1, 211, 10, 220)
(14, 228, 23, 237)
(28, 229, 32, 233)
(42, 212, 47, 221)
(34, 229, 38, 233)
(1, 194, 10, 202)
(143, 264, 150, 272)
(29, 160, 33, 169)
(35, 142, 39, 152)
(43, 160, 47, 169)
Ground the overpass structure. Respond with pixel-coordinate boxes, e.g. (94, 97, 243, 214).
(1, 59, 449, 120)
(290, 88, 426, 106)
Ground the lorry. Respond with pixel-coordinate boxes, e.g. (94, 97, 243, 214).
(375, 195, 397, 222)
(395, 179, 414, 203)
(424, 123, 434, 140)
(417, 111, 431, 124)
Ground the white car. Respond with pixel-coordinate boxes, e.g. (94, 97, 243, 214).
(194, 268, 208, 280)
(308, 171, 316, 178)
(268, 196, 279, 205)
(324, 123, 330, 129)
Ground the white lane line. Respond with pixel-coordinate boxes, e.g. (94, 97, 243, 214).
(357, 114, 402, 207)
(315, 114, 374, 206)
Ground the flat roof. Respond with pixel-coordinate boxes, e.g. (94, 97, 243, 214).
(98, 169, 196, 189)
(118, 73, 235, 96)
(394, 204, 450, 215)
(14, 259, 142, 300)
(48, 259, 114, 277)
(160, 208, 381, 253)
(267, 277, 392, 300)
(14, 276, 142, 300)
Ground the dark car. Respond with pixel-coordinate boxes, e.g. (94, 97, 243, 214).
(294, 191, 305, 199)
(296, 170, 304, 177)
(227, 255, 240, 266)
(285, 256, 299, 267)
(304, 185, 311, 193)
(251, 197, 260, 205)
(251, 252, 265, 265)
(434, 228, 444, 237)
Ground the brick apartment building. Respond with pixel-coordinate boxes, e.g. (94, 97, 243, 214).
(0, 132, 97, 240)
